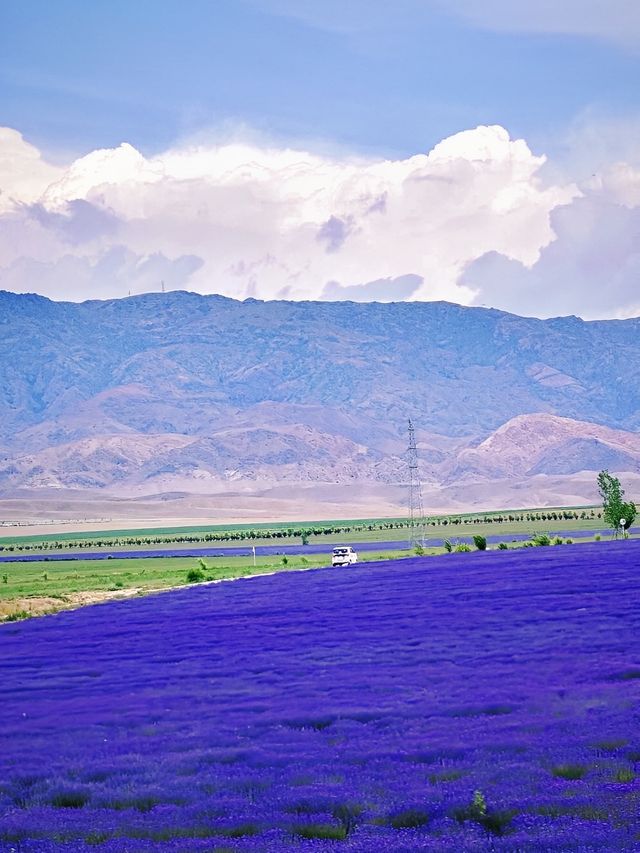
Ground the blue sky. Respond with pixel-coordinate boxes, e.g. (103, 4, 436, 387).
(1, 1, 639, 318)
(2, 0, 639, 160)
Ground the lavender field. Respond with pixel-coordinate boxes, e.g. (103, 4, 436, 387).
(1, 542, 639, 852)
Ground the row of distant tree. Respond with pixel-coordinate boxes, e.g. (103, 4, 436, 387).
(0, 506, 615, 552)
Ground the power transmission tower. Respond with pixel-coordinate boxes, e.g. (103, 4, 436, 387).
(407, 418, 426, 547)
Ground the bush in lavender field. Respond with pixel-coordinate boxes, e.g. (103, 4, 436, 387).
(387, 807, 430, 829)
(472, 535, 487, 550)
(532, 533, 551, 546)
(551, 763, 588, 780)
(614, 768, 636, 783)
(1, 540, 639, 851)
(48, 787, 91, 808)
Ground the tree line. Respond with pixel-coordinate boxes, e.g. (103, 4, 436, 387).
(0, 509, 603, 552)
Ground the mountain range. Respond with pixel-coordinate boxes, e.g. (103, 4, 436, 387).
(1, 290, 639, 517)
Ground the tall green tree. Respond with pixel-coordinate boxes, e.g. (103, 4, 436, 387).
(597, 470, 636, 536)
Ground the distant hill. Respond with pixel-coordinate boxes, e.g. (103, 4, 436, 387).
(1, 290, 639, 509)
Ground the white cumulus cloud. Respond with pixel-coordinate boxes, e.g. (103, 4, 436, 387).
(0, 124, 582, 309)
(463, 180, 640, 320)
(0, 128, 64, 214)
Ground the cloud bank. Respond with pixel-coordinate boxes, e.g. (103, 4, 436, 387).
(464, 191, 640, 319)
(0, 123, 638, 318)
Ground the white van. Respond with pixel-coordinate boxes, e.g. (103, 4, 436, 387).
(332, 546, 358, 567)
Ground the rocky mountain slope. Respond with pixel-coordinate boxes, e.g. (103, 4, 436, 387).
(1, 290, 639, 504)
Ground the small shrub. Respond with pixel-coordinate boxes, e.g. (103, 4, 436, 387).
(388, 807, 430, 829)
(472, 535, 487, 551)
(594, 534, 601, 541)
(186, 567, 205, 583)
(454, 543, 471, 553)
(3, 610, 30, 623)
(497, 542, 508, 550)
(532, 534, 551, 547)
(443, 539, 452, 553)
(566, 538, 573, 544)
(452, 790, 515, 836)
(472, 790, 487, 816)
(85, 831, 110, 845)
(414, 544, 425, 556)
(551, 764, 587, 780)
(291, 823, 347, 841)
(614, 767, 636, 783)
(2, 574, 7, 583)
(281, 556, 289, 566)
(50, 789, 90, 808)
(107, 794, 161, 812)
(480, 810, 518, 836)
(553, 537, 563, 545)
(574, 805, 609, 821)
(332, 802, 363, 835)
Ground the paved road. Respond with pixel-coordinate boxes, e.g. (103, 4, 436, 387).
(0, 527, 636, 563)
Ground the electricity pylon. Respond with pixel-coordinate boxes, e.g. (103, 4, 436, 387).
(407, 418, 426, 547)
